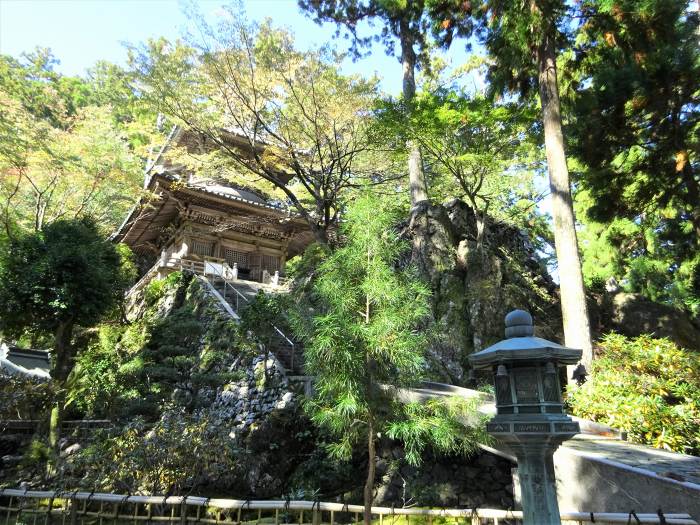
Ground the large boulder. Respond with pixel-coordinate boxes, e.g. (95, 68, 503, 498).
(406, 200, 561, 383)
(606, 292, 700, 351)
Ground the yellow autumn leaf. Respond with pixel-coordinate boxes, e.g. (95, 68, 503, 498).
(604, 32, 617, 46)
(675, 150, 688, 172)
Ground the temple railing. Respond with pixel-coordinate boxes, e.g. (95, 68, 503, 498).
(124, 254, 299, 372)
(177, 257, 299, 373)
(125, 263, 161, 299)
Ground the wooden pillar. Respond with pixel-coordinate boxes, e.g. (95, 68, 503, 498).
(214, 234, 222, 259)
(251, 241, 262, 281)
(180, 235, 189, 258)
(280, 239, 289, 276)
(180, 224, 194, 259)
(280, 250, 287, 276)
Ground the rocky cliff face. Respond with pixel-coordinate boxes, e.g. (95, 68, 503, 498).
(407, 200, 561, 383)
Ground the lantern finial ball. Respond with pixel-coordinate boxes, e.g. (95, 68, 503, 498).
(504, 309, 534, 338)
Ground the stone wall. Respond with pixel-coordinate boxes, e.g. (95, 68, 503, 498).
(211, 355, 296, 441)
(552, 445, 700, 521)
(374, 445, 515, 509)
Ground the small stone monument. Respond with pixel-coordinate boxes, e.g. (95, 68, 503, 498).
(232, 262, 238, 280)
(468, 310, 581, 525)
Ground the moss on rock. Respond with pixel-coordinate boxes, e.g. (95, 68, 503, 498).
(407, 199, 560, 383)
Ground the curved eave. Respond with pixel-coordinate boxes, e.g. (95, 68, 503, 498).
(468, 337, 582, 369)
(112, 173, 314, 258)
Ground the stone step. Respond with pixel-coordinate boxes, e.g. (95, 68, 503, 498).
(414, 382, 700, 521)
(205, 275, 303, 374)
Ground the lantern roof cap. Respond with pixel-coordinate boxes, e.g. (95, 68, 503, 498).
(468, 310, 582, 368)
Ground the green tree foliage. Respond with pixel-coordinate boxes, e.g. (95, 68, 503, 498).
(376, 88, 546, 247)
(299, 0, 433, 63)
(130, 11, 386, 245)
(0, 50, 148, 234)
(65, 324, 128, 419)
(0, 217, 133, 457)
(568, 333, 700, 455)
(432, 0, 594, 370)
(576, 189, 700, 315)
(299, 0, 434, 205)
(567, 0, 700, 314)
(291, 194, 485, 524)
(86, 60, 161, 151)
(386, 396, 489, 467)
(0, 49, 84, 129)
(0, 218, 132, 380)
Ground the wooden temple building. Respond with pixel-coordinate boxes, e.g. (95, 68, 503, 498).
(113, 127, 315, 287)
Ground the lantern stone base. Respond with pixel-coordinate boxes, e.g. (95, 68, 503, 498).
(501, 439, 572, 525)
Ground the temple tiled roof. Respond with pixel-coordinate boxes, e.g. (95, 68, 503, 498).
(113, 171, 313, 257)
(0, 343, 51, 379)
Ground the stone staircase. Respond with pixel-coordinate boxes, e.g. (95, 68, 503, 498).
(208, 276, 266, 311)
(206, 274, 302, 374)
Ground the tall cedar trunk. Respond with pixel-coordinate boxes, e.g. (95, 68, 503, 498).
(363, 420, 376, 525)
(399, 21, 429, 206)
(537, 35, 594, 373)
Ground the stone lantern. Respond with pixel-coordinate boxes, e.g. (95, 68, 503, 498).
(468, 310, 581, 525)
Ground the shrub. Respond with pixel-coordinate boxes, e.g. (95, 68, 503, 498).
(66, 324, 127, 418)
(143, 271, 183, 306)
(68, 411, 239, 494)
(20, 439, 52, 470)
(568, 333, 700, 455)
(0, 374, 54, 420)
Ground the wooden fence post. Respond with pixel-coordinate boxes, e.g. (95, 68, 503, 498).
(44, 496, 54, 525)
(180, 502, 187, 525)
(69, 498, 77, 525)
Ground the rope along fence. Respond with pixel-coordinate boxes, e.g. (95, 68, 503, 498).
(0, 490, 695, 525)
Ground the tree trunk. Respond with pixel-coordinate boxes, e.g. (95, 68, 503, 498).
(537, 35, 593, 374)
(311, 222, 329, 246)
(52, 320, 76, 384)
(363, 420, 376, 525)
(400, 21, 429, 206)
(47, 320, 75, 474)
(467, 194, 488, 251)
(46, 401, 62, 477)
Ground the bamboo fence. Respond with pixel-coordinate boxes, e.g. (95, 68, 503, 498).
(0, 489, 695, 525)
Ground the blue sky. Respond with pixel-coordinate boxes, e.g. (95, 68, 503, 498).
(0, 0, 473, 95)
